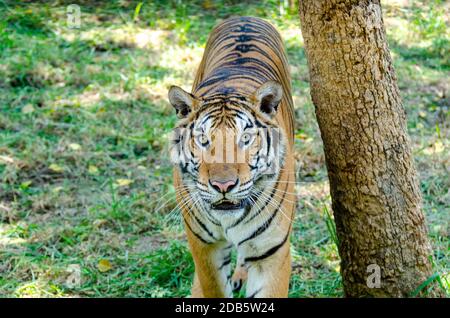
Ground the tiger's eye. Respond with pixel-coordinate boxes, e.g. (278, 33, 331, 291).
(240, 132, 253, 145)
(197, 134, 209, 146)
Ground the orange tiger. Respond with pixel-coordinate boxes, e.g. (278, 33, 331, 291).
(168, 16, 296, 298)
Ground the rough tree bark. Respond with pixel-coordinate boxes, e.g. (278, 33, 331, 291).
(298, 0, 441, 297)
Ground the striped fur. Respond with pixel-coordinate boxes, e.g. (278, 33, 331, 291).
(169, 16, 296, 298)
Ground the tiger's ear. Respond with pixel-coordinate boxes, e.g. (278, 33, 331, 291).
(168, 86, 197, 119)
(254, 81, 283, 117)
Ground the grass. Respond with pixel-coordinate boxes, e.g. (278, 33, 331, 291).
(0, 0, 448, 297)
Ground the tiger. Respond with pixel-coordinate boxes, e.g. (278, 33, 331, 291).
(168, 16, 296, 298)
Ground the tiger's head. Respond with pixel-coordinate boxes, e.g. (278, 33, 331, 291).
(168, 81, 286, 213)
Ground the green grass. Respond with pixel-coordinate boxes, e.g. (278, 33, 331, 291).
(0, 0, 448, 297)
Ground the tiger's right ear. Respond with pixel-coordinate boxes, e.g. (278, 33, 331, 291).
(253, 81, 283, 117)
(168, 86, 197, 119)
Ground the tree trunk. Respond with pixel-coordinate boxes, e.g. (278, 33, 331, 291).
(298, 0, 440, 297)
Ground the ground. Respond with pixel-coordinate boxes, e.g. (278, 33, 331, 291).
(0, 0, 448, 297)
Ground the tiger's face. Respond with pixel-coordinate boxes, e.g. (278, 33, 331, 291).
(169, 81, 286, 213)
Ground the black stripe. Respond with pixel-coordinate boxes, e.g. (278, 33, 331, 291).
(184, 219, 213, 244)
(223, 57, 281, 80)
(180, 163, 188, 174)
(225, 203, 252, 234)
(244, 227, 290, 263)
(225, 105, 250, 118)
(219, 257, 232, 270)
(238, 178, 289, 246)
(182, 186, 218, 243)
(199, 109, 223, 126)
(191, 195, 221, 226)
(242, 174, 283, 225)
(244, 121, 254, 130)
(192, 212, 216, 241)
(240, 179, 252, 187)
(247, 288, 262, 298)
(198, 73, 263, 95)
(266, 129, 271, 157)
(204, 212, 221, 226)
(237, 211, 277, 246)
(254, 119, 266, 128)
(253, 153, 260, 169)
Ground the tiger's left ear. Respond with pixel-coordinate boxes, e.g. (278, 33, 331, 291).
(254, 81, 283, 117)
(168, 86, 197, 119)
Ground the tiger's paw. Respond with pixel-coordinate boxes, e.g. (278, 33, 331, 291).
(231, 265, 248, 292)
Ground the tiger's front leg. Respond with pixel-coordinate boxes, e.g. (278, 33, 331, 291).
(244, 239, 291, 298)
(186, 227, 233, 298)
(231, 261, 247, 293)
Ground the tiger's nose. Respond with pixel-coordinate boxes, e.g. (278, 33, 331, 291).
(210, 179, 238, 193)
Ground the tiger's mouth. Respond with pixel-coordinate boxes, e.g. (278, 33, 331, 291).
(211, 199, 247, 211)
